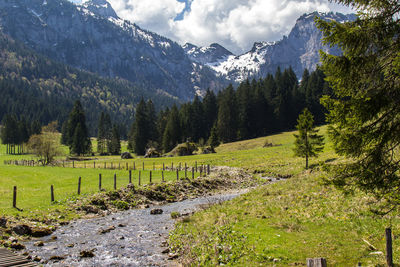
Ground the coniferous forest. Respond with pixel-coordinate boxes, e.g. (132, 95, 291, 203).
(128, 66, 330, 155)
(0, 32, 176, 136)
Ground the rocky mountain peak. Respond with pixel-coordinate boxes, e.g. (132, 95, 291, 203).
(184, 42, 234, 66)
(82, 0, 118, 19)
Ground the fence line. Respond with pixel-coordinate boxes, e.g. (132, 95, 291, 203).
(4, 160, 212, 175)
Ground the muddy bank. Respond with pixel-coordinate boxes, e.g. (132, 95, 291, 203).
(23, 191, 248, 266)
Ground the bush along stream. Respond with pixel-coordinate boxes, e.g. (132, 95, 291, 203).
(0, 167, 267, 265)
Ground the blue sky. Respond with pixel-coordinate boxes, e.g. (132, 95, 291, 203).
(69, 0, 354, 54)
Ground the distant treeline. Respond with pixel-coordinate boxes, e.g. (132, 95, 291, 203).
(0, 114, 41, 154)
(128, 66, 331, 155)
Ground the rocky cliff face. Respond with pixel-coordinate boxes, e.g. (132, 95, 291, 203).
(186, 12, 356, 81)
(0, 0, 226, 100)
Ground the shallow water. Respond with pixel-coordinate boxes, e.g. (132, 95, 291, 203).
(24, 191, 246, 266)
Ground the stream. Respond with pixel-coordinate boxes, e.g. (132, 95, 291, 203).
(24, 190, 248, 266)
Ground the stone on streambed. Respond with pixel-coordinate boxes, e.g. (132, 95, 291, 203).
(98, 225, 115, 234)
(150, 208, 163, 215)
(12, 225, 32, 235)
(80, 249, 95, 258)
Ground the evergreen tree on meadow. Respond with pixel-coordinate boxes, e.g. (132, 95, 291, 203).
(162, 105, 181, 152)
(293, 108, 324, 169)
(146, 100, 158, 144)
(217, 85, 238, 143)
(208, 123, 220, 150)
(63, 100, 91, 155)
(317, 0, 400, 208)
(128, 99, 148, 155)
(109, 124, 121, 155)
(103, 113, 112, 154)
(202, 89, 218, 138)
(97, 112, 107, 155)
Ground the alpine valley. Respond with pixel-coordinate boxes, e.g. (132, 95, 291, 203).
(0, 0, 355, 128)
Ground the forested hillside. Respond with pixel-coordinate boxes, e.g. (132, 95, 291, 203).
(0, 32, 177, 135)
(128, 66, 330, 154)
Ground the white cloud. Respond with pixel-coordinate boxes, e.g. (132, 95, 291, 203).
(107, 0, 185, 33)
(73, 0, 354, 54)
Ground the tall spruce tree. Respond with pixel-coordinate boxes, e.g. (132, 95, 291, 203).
(217, 85, 238, 143)
(128, 99, 148, 155)
(109, 124, 121, 155)
(162, 105, 181, 152)
(97, 112, 107, 155)
(317, 0, 400, 208)
(293, 108, 324, 169)
(202, 89, 218, 138)
(64, 100, 91, 155)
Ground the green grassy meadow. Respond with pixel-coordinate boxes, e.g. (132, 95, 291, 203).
(1, 126, 399, 265)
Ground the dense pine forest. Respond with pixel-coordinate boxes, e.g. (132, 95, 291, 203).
(0, 32, 176, 135)
(128, 66, 330, 155)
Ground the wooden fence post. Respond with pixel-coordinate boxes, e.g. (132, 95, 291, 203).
(13, 186, 17, 208)
(153, 162, 155, 170)
(306, 258, 327, 267)
(179, 162, 181, 171)
(78, 177, 81, 195)
(192, 167, 194, 179)
(176, 169, 179, 181)
(73, 161, 75, 168)
(143, 162, 145, 170)
(195, 161, 197, 172)
(207, 164, 210, 175)
(138, 171, 141, 186)
(94, 162, 96, 169)
(129, 170, 132, 184)
(171, 162, 174, 171)
(150, 171, 152, 184)
(163, 163, 165, 171)
(133, 161, 136, 170)
(126, 162, 128, 170)
(51, 185, 54, 202)
(162, 171, 165, 182)
(99, 174, 102, 191)
(386, 228, 393, 267)
(104, 162, 106, 169)
(185, 165, 187, 178)
(119, 163, 121, 170)
(114, 174, 117, 190)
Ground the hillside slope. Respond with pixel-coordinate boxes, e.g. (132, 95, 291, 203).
(0, 32, 176, 133)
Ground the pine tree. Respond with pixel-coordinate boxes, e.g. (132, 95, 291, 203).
(317, 0, 400, 208)
(64, 100, 91, 155)
(146, 100, 158, 143)
(128, 99, 148, 155)
(162, 105, 181, 152)
(97, 112, 106, 155)
(109, 124, 121, 155)
(202, 89, 218, 138)
(208, 124, 220, 150)
(217, 85, 238, 143)
(293, 108, 324, 169)
(104, 113, 112, 154)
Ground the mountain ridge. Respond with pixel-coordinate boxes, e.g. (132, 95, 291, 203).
(185, 11, 356, 81)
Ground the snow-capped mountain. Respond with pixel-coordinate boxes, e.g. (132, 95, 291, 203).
(185, 12, 357, 82)
(0, 0, 227, 100)
(183, 43, 234, 66)
(82, 0, 118, 19)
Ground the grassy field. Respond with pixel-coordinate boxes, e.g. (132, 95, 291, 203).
(167, 126, 400, 266)
(1, 126, 399, 265)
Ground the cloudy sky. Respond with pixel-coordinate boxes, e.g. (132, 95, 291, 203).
(70, 0, 354, 54)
